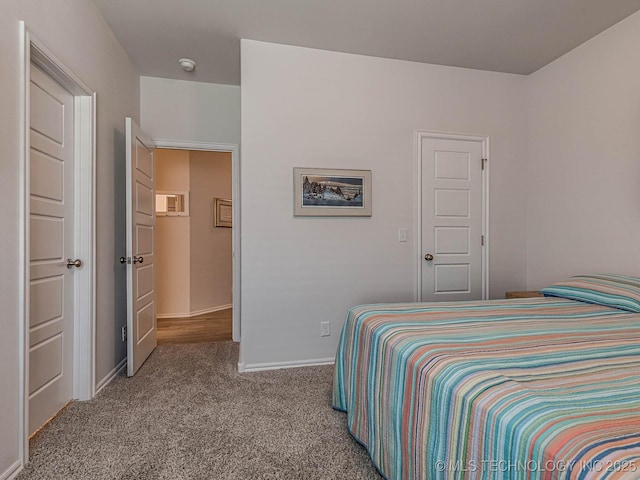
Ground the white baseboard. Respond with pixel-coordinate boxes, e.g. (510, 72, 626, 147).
(238, 357, 335, 373)
(1, 460, 22, 480)
(94, 357, 126, 395)
(157, 304, 232, 319)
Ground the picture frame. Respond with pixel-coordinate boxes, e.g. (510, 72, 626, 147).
(214, 197, 232, 227)
(293, 167, 372, 217)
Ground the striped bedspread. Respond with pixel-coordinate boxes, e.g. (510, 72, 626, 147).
(333, 298, 640, 480)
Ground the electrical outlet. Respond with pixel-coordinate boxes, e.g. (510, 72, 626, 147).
(121, 326, 127, 342)
(320, 321, 331, 337)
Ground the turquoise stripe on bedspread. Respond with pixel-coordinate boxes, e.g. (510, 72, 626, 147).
(333, 298, 640, 480)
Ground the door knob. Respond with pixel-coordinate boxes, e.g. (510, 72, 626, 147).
(424, 254, 434, 261)
(66, 258, 83, 269)
(120, 256, 144, 264)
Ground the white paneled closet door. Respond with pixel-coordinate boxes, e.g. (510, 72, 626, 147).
(29, 64, 77, 434)
(421, 137, 483, 302)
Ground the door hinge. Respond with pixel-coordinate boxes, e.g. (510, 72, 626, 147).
(121, 326, 127, 342)
(481, 158, 487, 170)
(481, 235, 485, 246)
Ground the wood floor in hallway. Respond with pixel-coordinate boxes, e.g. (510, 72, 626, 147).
(157, 308, 232, 344)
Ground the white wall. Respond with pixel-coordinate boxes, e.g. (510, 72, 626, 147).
(240, 40, 528, 368)
(140, 76, 241, 145)
(526, 10, 640, 289)
(0, 0, 139, 477)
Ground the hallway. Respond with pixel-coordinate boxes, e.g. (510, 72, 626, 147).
(157, 308, 232, 345)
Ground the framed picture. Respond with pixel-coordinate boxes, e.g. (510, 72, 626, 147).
(293, 167, 372, 217)
(214, 197, 232, 227)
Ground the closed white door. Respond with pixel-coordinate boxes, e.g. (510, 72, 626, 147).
(125, 117, 157, 376)
(421, 137, 484, 302)
(29, 64, 76, 434)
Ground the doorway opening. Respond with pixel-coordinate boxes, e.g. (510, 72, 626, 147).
(153, 146, 239, 344)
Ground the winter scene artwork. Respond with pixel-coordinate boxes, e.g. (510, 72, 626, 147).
(302, 175, 363, 207)
(293, 168, 372, 217)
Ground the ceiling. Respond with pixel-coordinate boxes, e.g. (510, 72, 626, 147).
(92, 0, 640, 85)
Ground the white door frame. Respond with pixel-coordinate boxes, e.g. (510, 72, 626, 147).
(152, 139, 241, 342)
(415, 130, 489, 301)
(18, 24, 97, 465)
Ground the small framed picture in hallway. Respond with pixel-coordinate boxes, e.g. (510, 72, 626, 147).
(214, 197, 232, 227)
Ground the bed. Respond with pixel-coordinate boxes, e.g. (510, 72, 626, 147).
(333, 275, 640, 480)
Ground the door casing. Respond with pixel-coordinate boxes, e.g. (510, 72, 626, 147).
(19, 24, 96, 466)
(415, 130, 489, 301)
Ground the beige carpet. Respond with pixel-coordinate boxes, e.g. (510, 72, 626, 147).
(17, 342, 381, 479)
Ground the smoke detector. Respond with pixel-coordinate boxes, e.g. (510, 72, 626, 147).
(179, 58, 196, 72)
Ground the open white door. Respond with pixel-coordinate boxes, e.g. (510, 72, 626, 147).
(124, 117, 157, 376)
